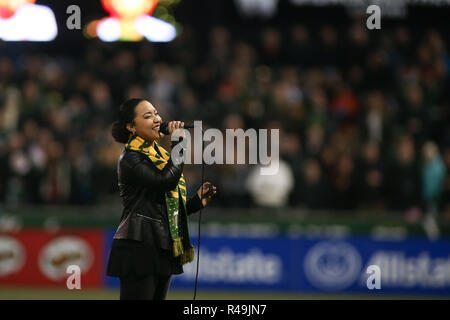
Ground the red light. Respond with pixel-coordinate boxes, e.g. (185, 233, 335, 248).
(0, 0, 36, 19)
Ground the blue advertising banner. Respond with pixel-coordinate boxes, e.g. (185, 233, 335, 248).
(104, 229, 450, 295)
(104, 229, 120, 288)
(292, 236, 450, 295)
(172, 236, 291, 291)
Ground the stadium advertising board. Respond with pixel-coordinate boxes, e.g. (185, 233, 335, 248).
(0, 229, 104, 287)
(166, 234, 450, 295)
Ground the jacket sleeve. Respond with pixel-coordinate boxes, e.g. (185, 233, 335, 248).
(186, 193, 204, 215)
(121, 151, 184, 192)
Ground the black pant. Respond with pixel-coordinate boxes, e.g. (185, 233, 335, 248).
(119, 275, 172, 300)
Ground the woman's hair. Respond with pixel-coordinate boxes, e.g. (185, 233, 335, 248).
(111, 98, 145, 143)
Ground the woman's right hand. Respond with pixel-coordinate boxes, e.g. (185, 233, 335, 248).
(167, 121, 185, 140)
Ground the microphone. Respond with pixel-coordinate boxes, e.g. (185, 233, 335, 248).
(160, 121, 195, 135)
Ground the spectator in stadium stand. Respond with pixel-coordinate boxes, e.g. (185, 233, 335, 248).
(329, 152, 358, 211)
(355, 141, 386, 211)
(442, 148, 450, 221)
(304, 123, 326, 158)
(360, 90, 392, 148)
(245, 121, 295, 208)
(291, 157, 330, 210)
(400, 83, 431, 145)
(215, 113, 252, 208)
(422, 141, 447, 214)
(106, 98, 216, 300)
(387, 134, 422, 216)
(245, 158, 294, 208)
(288, 24, 313, 67)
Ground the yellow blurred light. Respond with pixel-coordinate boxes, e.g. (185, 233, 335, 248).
(119, 19, 144, 41)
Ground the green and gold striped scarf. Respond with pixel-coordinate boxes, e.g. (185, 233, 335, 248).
(125, 134, 194, 265)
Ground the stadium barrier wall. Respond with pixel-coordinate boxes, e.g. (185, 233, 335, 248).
(1, 208, 449, 295)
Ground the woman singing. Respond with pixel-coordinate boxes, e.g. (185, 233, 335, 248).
(107, 98, 216, 300)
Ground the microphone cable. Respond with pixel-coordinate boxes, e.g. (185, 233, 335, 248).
(193, 127, 205, 300)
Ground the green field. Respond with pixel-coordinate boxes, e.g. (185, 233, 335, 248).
(0, 287, 447, 300)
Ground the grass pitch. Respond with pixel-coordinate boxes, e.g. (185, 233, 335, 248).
(0, 286, 446, 300)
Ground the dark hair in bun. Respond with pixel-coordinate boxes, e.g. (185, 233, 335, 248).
(111, 98, 145, 143)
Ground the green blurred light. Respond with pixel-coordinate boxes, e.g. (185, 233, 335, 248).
(160, 14, 175, 25)
(158, 0, 181, 6)
(153, 5, 168, 17)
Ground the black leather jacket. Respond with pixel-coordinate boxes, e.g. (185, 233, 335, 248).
(113, 147, 203, 250)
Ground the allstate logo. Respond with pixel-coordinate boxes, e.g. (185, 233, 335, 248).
(303, 241, 362, 291)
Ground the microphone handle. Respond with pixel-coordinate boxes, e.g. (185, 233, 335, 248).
(160, 121, 194, 135)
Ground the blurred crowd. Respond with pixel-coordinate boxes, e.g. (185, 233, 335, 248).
(0, 21, 449, 219)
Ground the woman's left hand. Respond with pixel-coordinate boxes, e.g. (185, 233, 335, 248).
(197, 182, 217, 207)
